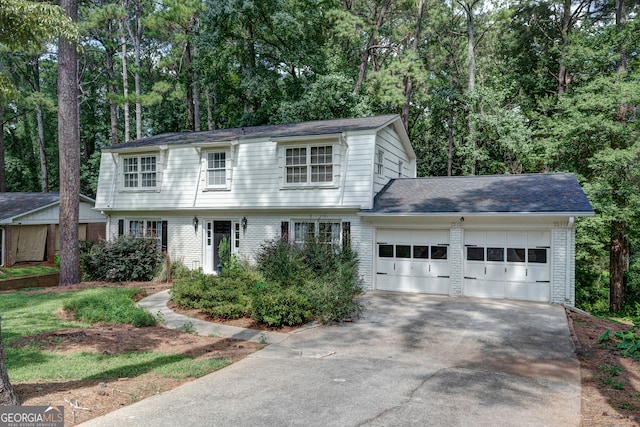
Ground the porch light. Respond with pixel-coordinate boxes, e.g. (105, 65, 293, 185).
(241, 217, 248, 233)
(193, 216, 199, 233)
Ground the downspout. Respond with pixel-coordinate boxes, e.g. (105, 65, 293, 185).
(566, 216, 574, 302)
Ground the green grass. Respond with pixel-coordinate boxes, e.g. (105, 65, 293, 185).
(0, 265, 59, 279)
(0, 287, 229, 382)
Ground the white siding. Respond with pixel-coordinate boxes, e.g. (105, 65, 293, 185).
(372, 127, 416, 197)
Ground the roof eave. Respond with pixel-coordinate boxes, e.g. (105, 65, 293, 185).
(358, 211, 595, 217)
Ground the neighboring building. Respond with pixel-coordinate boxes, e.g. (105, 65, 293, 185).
(94, 115, 593, 305)
(0, 193, 106, 268)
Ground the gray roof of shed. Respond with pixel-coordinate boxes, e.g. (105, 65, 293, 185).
(0, 193, 94, 223)
(104, 115, 401, 150)
(362, 173, 594, 216)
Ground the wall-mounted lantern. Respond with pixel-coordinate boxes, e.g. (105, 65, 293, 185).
(241, 216, 248, 233)
(193, 216, 199, 233)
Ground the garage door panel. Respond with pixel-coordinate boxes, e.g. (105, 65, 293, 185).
(463, 230, 551, 302)
(376, 229, 450, 295)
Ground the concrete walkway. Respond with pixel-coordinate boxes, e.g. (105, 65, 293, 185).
(81, 292, 581, 427)
(138, 290, 293, 344)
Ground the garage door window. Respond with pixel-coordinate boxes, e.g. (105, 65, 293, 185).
(431, 246, 448, 259)
(467, 247, 484, 261)
(528, 248, 547, 263)
(507, 248, 526, 262)
(396, 245, 411, 258)
(487, 247, 504, 262)
(413, 245, 429, 259)
(379, 244, 393, 257)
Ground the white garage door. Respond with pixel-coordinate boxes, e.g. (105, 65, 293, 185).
(376, 229, 450, 294)
(463, 231, 551, 302)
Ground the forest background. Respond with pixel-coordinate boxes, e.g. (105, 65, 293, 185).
(0, 0, 638, 314)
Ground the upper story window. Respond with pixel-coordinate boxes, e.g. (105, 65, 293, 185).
(285, 145, 333, 185)
(207, 151, 226, 187)
(375, 149, 384, 175)
(123, 154, 157, 189)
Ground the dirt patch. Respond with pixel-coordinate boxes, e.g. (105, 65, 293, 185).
(568, 311, 640, 426)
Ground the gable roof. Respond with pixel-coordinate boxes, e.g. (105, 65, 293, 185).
(0, 193, 96, 224)
(103, 115, 410, 154)
(361, 173, 594, 216)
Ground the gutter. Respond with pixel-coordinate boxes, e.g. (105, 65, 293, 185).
(566, 216, 575, 301)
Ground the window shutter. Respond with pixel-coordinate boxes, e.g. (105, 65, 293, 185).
(118, 219, 124, 236)
(281, 221, 289, 241)
(161, 221, 168, 252)
(342, 221, 351, 248)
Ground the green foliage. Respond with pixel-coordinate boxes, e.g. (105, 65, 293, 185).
(63, 287, 157, 327)
(172, 237, 363, 327)
(251, 281, 312, 327)
(79, 236, 162, 282)
(218, 236, 231, 267)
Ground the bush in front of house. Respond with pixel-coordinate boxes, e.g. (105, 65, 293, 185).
(79, 235, 162, 282)
(170, 237, 363, 327)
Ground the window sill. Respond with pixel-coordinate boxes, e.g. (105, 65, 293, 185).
(280, 184, 339, 190)
(202, 187, 231, 192)
(119, 189, 160, 193)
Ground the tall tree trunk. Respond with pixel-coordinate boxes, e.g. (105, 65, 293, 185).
(105, 48, 119, 145)
(185, 39, 194, 131)
(353, 0, 391, 94)
(0, 105, 6, 192)
(132, 1, 143, 140)
(32, 57, 49, 192)
(58, 0, 81, 286)
(192, 44, 201, 132)
(465, 4, 475, 93)
(610, 220, 626, 312)
(616, 0, 627, 77)
(205, 83, 215, 130)
(402, 0, 426, 130)
(557, 0, 572, 96)
(0, 317, 20, 406)
(119, 8, 130, 142)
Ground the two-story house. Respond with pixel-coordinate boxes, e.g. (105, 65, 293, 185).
(94, 114, 593, 305)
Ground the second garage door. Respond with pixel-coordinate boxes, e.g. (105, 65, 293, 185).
(376, 229, 450, 294)
(463, 230, 551, 302)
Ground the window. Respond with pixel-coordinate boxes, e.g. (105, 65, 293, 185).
(235, 222, 240, 248)
(292, 220, 344, 249)
(285, 145, 333, 184)
(507, 248, 526, 262)
(396, 245, 411, 258)
(528, 248, 547, 264)
(487, 247, 504, 262)
(431, 246, 448, 260)
(375, 149, 384, 175)
(207, 152, 226, 187)
(123, 155, 157, 189)
(413, 245, 429, 259)
(467, 247, 484, 261)
(127, 219, 163, 250)
(379, 245, 393, 258)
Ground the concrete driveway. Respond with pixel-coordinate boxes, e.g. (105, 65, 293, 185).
(81, 292, 580, 427)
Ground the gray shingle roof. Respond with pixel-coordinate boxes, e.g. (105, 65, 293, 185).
(0, 192, 61, 222)
(363, 173, 594, 215)
(0, 193, 95, 223)
(105, 115, 400, 150)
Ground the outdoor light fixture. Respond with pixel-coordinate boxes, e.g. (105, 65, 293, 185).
(193, 216, 199, 233)
(241, 216, 248, 233)
(460, 217, 464, 223)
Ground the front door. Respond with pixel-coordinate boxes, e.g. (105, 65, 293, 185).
(204, 220, 232, 273)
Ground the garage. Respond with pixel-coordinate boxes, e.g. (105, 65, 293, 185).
(376, 229, 450, 293)
(361, 173, 594, 305)
(463, 230, 551, 302)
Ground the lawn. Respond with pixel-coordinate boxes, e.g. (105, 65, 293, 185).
(0, 265, 59, 280)
(0, 286, 230, 383)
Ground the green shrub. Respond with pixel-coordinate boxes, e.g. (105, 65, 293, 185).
(80, 235, 162, 282)
(256, 239, 311, 285)
(63, 287, 157, 327)
(251, 281, 312, 327)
